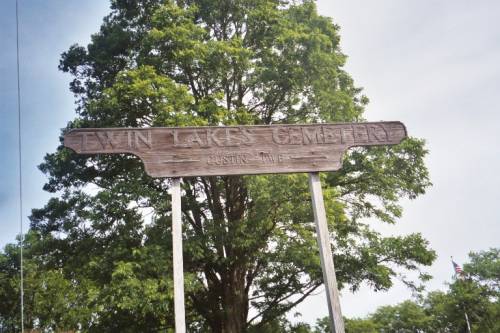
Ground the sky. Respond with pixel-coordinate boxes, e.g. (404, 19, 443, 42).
(1, 0, 500, 326)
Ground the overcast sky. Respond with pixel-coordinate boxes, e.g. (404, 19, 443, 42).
(1, 0, 499, 325)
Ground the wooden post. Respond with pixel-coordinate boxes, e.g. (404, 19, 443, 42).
(171, 178, 186, 333)
(308, 172, 345, 333)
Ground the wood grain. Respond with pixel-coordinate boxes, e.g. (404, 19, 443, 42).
(309, 172, 345, 333)
(63, 121, 407, 178)
(171, 178, 186, 333)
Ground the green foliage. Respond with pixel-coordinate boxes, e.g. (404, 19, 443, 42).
(465, 248, 500, 292)
(344, 318, 378, 333)
(314, 249, 500, 333)
(246, 315, 313, 333)
(371, 300, 432, 332)
(1, 0, 435, 332)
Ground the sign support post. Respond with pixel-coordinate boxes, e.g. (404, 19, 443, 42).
(171, 178, 186, 333)
(309, 172, 345, 333)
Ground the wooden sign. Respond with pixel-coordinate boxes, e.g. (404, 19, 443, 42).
(63, 120, 408, 333)
(63, 121, 406, 178)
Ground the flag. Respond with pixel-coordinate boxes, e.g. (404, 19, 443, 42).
(452, 260, 463, 275)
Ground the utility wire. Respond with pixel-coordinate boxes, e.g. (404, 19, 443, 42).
(15, 0, 25, 332)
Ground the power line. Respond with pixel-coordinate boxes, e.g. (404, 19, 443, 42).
(15, 0, 25, 332)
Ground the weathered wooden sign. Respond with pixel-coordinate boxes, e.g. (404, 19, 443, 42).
(63, 120, 408, 333)
(64, 121, 406, 177)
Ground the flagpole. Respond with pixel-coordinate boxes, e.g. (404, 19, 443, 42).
(464, 309, 472, 333)
(451, 257, 471, 333)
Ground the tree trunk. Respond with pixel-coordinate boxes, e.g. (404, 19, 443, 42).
(186, 177, 251, 333)
(219, 268, 248, 333)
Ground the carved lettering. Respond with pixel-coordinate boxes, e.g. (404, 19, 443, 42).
(187, 130, 207, 147)
(240, 128, 256, 146)
(134, 131, 152, 149)
(388, 124, 406, 140)
(80, 132, 94, 151)
(260, 152, 275, 163)
(127, 131, 152, 149)
(322, 126, 342, 144)
(206, 128, 224, 147)
(225, 128, 240, 147)
(207, 152, 250, 165)
(173, 129, 189, 147)
(353, 125, 368, 143)
(259, 152, 284, 164)
(353, 125, 369, 143)
(96, 131, 121, 149)
(341, 127, 354, 144)
(289, 127, 303, 145)
(272, 127, 289, 145)
(368, 125, 388, 142)
(174, 128, 257, 148)
(128, 131, 133, 148)
(64, 121, 407, 177)
(302, 127, 323, 144)
(172, 129, 190, 147)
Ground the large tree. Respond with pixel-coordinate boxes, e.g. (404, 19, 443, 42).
(2, 1, 434, 332)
